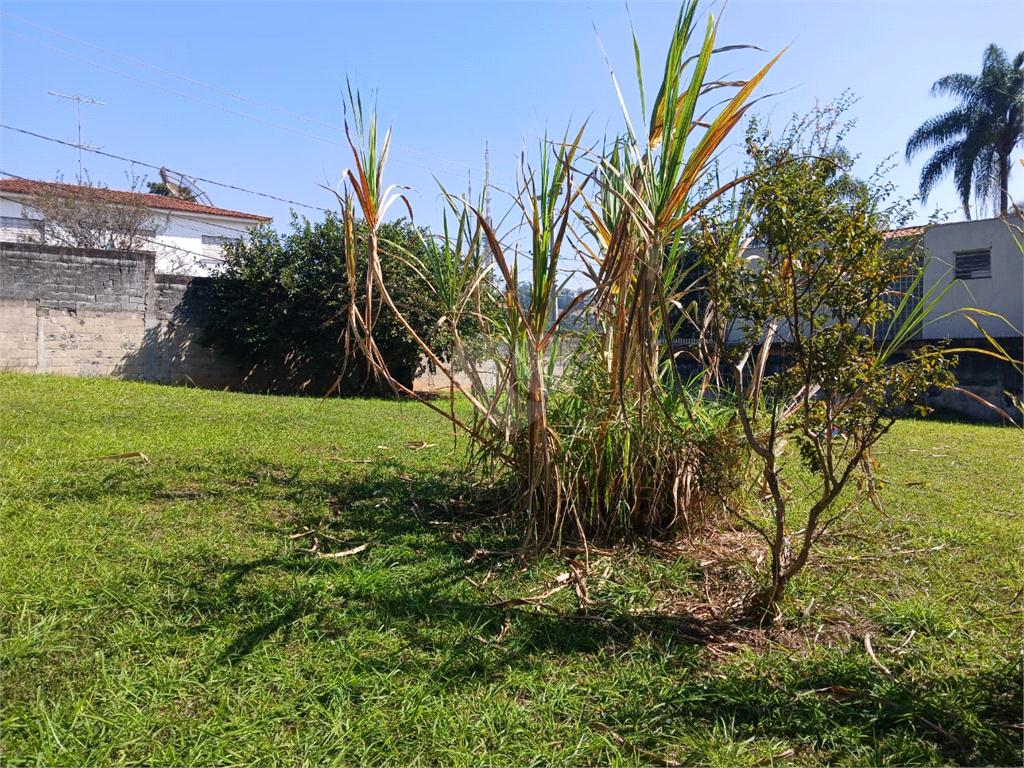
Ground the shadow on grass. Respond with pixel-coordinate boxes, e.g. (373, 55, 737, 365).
(909, 408, 1021, 427)
(163, 467, 703, 666)
(617, 651, 1023, 766)
(78, 460, 1020, 766)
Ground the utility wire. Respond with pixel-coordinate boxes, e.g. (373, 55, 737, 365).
(1, 124, 330, 213)
(3, 30, 350, 146)
(1, 10, 481, 172)
(3, 124, 521, 239)
(2, 26, 503, 185)
(3, 12, 349, 135)
(2, 126, 521, 251)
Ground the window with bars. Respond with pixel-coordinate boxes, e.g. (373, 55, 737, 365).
(201, 234, 238, 259)
(874, 246, 925, 342)
(0, 216, 45, 242)
(888, 273, 924, 339)
(954, 248, 992, 280)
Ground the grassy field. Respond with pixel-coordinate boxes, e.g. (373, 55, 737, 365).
(1, 372, 1021, 767)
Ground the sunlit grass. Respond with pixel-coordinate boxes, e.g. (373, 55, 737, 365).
(1, 373, 1020, 766)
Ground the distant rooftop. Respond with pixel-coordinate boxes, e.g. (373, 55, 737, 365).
(0, 178, 271, 222)
(884, 225, 926, 239)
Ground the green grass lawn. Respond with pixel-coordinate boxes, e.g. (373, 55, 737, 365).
(1, 372, 1021, 767)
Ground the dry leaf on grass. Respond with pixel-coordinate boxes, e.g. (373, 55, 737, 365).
(863, 632, 894, 679)
(405, 440, 439, 450)
(84, 451, 152, 465)
(316, 541, 377, 559)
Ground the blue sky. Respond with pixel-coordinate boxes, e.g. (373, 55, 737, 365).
(3, 1, 1022, 242)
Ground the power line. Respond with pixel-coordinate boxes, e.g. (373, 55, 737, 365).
(2, 10, 484, 173)
(4, 29, 351, 147)
(2, 26, 505, 186)
(2, 125, 527, 255)
(1, 124, 330, 213)
(5, 12, 350, 135)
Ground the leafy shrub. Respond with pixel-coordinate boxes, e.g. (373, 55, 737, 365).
(694, 104, 957, 616)
(203, 213, 442, 395)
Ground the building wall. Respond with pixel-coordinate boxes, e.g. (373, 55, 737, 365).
(722, 216, 1023, 345)
(149, 212, 256, 275)
(0, 242, 250, 387)
(919, 216, 1023, 340)
(0, 196, 260, 275)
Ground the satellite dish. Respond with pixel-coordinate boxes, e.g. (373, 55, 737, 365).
(159, 167, 213, 206)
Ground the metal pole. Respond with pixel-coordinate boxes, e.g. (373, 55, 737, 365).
(77, 99, 82, 179)
(48, 93, 105, 182)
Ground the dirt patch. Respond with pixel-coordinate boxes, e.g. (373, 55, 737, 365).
(553, 532, 883, 657)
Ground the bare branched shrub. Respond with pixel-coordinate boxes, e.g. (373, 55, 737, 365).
(22, 173, 169, 254)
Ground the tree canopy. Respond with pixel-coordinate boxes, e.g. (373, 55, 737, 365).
(906, 44, 1023, 217)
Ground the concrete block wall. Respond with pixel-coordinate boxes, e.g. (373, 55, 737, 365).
(0, 299, 38, 372)
(0, 242, 248, 388)
(1, 244, 151, 312)
(38, 306, 147, 378)
(145, 274, 263, 390)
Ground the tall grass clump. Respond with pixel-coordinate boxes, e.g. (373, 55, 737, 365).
(333, 1, 781, 551)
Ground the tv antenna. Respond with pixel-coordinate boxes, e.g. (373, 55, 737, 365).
(48, 92, 105, 182)
(158, 167, 213, 206)
(485, 142, 492, 227)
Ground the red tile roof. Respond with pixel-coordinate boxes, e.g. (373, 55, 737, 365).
(884, 225, 926, 239)
(0, 178, 271, 222)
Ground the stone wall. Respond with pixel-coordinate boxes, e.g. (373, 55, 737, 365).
(0, 242, 248, 388)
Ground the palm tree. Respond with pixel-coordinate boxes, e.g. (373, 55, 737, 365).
(906, 44, 1023, 218)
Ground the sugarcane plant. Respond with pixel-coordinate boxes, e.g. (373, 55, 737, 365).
(331, 0, 783, 553)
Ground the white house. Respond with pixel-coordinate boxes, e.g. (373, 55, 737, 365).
(663, 215, 1022, 419)
(904, 216, 1023, 343)
(0, 178, 271, 275)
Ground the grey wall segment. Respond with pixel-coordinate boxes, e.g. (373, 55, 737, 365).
(0, 242, 246, 387)
(0, 243, 153, 312)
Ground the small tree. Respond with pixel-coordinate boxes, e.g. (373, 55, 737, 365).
(22, 173, 168, 253)
(697, 105, 956, 620)
(203, 212, 449, 395)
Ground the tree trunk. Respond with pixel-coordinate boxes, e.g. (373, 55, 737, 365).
(999, 151, 1009, 216)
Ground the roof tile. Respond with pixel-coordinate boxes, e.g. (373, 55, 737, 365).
(0, 178, 271, 222)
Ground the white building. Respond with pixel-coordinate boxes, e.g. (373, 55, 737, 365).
(0, 178, 271, 275)
(906, 215, 1022, 343)
(728, 216, 1023, 419)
